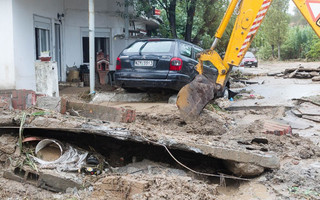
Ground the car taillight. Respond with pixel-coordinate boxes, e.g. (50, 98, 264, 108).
(116, 57, 121, 70)
(170, 57, 183, 71)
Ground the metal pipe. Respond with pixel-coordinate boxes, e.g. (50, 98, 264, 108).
(210, 38, 220, 50)
(89, 0, 95, 94)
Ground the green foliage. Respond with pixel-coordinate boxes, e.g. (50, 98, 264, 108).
(257, 45, 272, 60)
(280, 26, 315, 59)
(261, 0, 290, 59)
(306, 35, 320, 60)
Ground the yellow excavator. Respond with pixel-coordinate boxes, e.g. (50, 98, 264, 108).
(177, 0, 320, 121)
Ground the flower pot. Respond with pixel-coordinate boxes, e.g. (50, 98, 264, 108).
(40, 57, 51, 62)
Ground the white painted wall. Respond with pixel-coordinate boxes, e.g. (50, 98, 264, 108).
(64, 0, 140, 71)
(0, 0, 15, 89)
(1, 0, 147, 90)
(12, 0, 64, 90)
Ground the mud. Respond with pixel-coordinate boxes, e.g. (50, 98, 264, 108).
(1, 62, 320, 199)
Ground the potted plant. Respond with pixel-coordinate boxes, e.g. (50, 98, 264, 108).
(40, 51, 51, 62)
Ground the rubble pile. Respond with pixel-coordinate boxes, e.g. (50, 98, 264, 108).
(269, 65, 320, 81)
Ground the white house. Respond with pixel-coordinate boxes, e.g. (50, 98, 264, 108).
(0, 0, 159, 91)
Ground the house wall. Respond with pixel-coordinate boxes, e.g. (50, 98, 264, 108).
(0, 0, 15, 89)
(64, 0, 138, 71)
(3, 0, 146, 91)
(12, 0, 64, 90)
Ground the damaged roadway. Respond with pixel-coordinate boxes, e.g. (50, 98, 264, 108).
(1, 61, 320, 199)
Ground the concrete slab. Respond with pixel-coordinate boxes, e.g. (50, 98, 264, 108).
(10, 126, 279, 169)
(92, 92, 150, 103)
(67, 101, 136, 123)
(36, 96, 61, 113)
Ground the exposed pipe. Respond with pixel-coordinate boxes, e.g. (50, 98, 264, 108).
(89, 0, 95, 94)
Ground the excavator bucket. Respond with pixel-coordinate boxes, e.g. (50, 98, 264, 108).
(176, 75, 216, 121)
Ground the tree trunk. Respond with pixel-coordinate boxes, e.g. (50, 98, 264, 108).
(192, 0, 217, 44)
(277, 42, 281, 60)
(271, 44, 275, 58)
(168, 0, 177, 38)
(185, 0, 197, 42)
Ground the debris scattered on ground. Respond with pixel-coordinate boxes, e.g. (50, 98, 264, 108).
(292, 97, 320, 123)
(271, 65, 320, 79)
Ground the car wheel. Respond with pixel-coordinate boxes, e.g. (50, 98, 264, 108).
(255, 64, 258, 68)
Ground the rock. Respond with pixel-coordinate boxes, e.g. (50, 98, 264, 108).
(310, 71, 319, 77)
(224, 160, 265, 177)
(312, 76, 320, 81)
(95, 176, 149, 198)
(215, 98, 231, 109)
(168, 94, 177, 104)
(36, 96, 61, 113)
(230, 82, 246, 88)
(0, 134, 17, 154)
(0, 115, 14, 126)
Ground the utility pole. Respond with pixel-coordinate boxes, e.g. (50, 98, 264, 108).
(89, 0, 95, 94)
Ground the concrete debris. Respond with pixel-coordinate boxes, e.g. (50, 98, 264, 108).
(67, 101, 136, 123)
(36, 96, 62, 113)
(3, 167, 82, 193)
(283, 66, 320, 79)
(92, 92, 150, 103)
(224, 160, 265, 177)
(168, 94, 177, 104)
(263, 120, 292, 135)
(95, 176, 149, 199)
(0, 134, 17, 154)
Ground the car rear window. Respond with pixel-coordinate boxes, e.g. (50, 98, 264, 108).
(125, 41, 174, 53)
(126, 41, 145, 53)
(141, 41, 173, 53)
(245, 52, 255, 58)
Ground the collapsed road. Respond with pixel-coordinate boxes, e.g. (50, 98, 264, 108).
(0, 62, 320, 199)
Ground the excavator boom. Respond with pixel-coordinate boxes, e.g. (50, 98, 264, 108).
(177, 0, 320, 121)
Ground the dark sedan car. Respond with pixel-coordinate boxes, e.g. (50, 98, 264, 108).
(114, 39, 218, 91)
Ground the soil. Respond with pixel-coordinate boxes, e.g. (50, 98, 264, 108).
(1, 61, 320, 199)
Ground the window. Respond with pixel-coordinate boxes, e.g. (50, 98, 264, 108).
(180, 43, 192, 58)
(81, 28, 111, 64)
(141, 41, 173, 53)
(125, 41, 174, 54)
(82, 37, 110, 63)
(125, 41, 146, 53)
(34, 16, 51, 60)
(35, 28, 50, 59)
(193, 47, 202, 60)
(245, 52, 255, 58)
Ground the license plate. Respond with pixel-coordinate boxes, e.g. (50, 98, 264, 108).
(135, 60, 153, 67)
(248, 62, 252, 64)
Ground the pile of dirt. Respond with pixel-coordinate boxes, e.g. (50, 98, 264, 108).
(133, 109, 229, 136)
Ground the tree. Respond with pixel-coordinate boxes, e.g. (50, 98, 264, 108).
(157, 0, 178, 38)
(185, 0, 197, 42)
(262, 0, 290, 60)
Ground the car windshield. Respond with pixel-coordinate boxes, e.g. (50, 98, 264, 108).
(125, 41, 174, 54)
(245, 52, 255, 58)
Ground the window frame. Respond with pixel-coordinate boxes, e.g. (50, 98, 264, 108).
(80, 28, 112, 65)
(34, 15, 52, 60)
